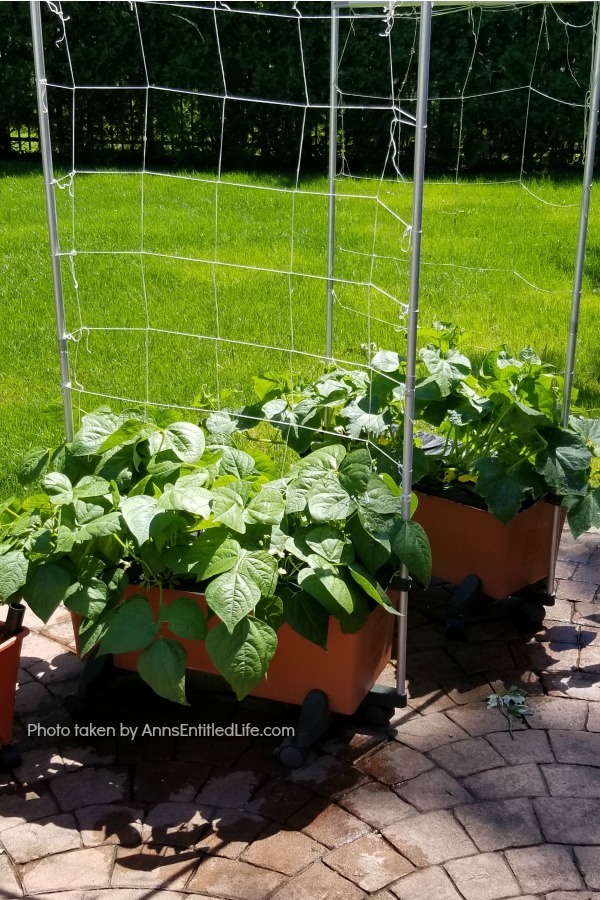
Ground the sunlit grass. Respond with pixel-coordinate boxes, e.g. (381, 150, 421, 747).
(1, 161, 599, 497)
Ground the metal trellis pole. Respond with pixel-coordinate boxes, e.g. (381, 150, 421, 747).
(396, 0, 432, 701)
(326, 2, 341, 360)
(30, 0, 74, 442)
(545, 4, 600, 600)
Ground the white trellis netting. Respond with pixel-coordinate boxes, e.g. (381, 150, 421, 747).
(32, 0, 600, 700)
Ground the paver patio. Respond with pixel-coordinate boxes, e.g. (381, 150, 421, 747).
(1, 525, 599, 899)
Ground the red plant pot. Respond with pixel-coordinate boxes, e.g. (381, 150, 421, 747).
(0, 626, 29, 747)
(72, 587, 396, 715)
(413, 491, 564, 600)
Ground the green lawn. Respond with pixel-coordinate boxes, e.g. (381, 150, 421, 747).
(1, 161, 600, 497)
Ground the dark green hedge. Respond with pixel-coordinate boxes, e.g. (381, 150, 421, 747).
(1, 1, 594, 174)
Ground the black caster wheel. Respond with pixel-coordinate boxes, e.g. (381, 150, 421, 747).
(65, 694, 89, 718)
(1, 745, 22, 770)
(275, 743, 308, 769)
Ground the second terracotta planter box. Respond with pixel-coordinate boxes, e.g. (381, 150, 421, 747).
(413, 491, 561, 600)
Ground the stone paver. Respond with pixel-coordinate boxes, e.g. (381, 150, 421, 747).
(446, 703, 526, 736)
(487, 729, 555, 764)
(574, 846, 600, 890)
(240, 827, 324, 876)
(50, 767, 129, 811)
(392, 713, 469, 751)
(0, 853, 23, 897)
(383, 810, 477, 866)
(541, 764, 600, 797)
(187, 857, 286, 899)
(462, 763, 548, 800)
(548, 730, 600, 765)
(0, 786, 60, 832)
(133, 761, 211, 803)
(337, 782, 415, 829)
(393, 766, 473, 811)
(195, 807, 267, 859)
(21, 846, 115, 894)
(455, 798, 542, 851)
(505, 845, 584, 893)
(428, 737, 506, 777)
(526, 698, 589, 730)
(357, 743, 434, 785)
(534, 797, 600, 844)
(196, 769, 264, 809)
(142, 802, 210, 847)
(444, 851, 521, 900)
(389, 865, 463, 900)
(286, 797, 371, 848)
(269, 860, 366, 900)
(76, 804, 144, 847)
(0, 813, 81, 863)
(324, 832, 414, 892)
(111, 845, 199, 890)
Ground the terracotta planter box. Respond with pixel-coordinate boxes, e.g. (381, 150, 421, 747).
(72, 587, 396, 716)
(412, 491, 563, 600)
(0, 626, 29, 747)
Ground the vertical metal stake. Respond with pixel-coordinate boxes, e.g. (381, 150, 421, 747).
(546, 9, 600, 598)
(326, 1, 340, 361)
(396, 0, 432, 699)
(30, 0, 74, 441)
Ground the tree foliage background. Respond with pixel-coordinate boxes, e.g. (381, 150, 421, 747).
(0, 1, 594, 174)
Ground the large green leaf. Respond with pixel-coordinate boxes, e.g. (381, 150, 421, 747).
(72, 511, 123, 544)
(219, 447, 256, 479)
(71, 410, 121, 456)
(474, 457, 535, 523)
(570, 416, 600, 451)
(161, 596, 207, 640)
(21, 563, 71, 623)
(41, 472, 73, 506)
(163, 422, 206, 464)
(212, 487, 246, 534)
(361, 476, 403, 515)
(19, 448, 50, 485)
(73, 475, 112, 499)
(304, 526, 353, 564)
(97, 418, 150, 453)
(308, 474, 354, 522)
(392, 520, 432, 587)
(206, 618, 277, 700)
(138, 638, 189, 705)
(98, 595, 158, 655)
(165, 530, 240, 580)
(63, 577, 108, 619)
(420, 347, 470, 396)
(339, 448, 373, 495)
(371, 350, 400, 373)
(565, 487, 600, 539)
(536, 431, 592, 494)
(297, 564, 355, 614)
(347, 515, 391, 574)
(158, 481, 212, 518)
(0, 550, 28, 601)
(347, 562, 400, 615)
(283, 590, 330, 649)
(238, 551, 279, 597)
(205, 570, 261, 632)
(244, 489, 286, 526)
(121, 495, 161, 546)
(341, 400, 388, 439)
